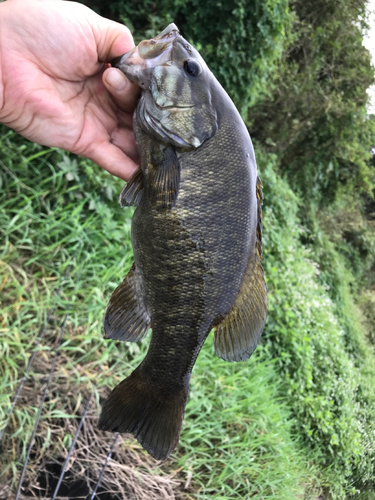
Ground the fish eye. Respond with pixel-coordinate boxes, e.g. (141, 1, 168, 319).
(184, 60, 202, 77)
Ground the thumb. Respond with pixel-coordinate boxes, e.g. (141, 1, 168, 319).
(103, 67, 140, 114)
(89, 12, 135, 63)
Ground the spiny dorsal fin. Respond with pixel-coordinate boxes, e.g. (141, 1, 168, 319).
(214, 176, 268, 362)
(120, 167, 144, 207)
(104, 264, 151, 342)
(149, 147, 180, 208)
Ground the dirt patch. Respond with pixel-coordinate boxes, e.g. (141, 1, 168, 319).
(0, 349, 188, 500)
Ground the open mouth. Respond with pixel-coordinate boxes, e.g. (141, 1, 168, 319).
(111, 24, 180, 74)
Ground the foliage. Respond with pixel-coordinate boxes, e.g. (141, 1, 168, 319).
(1, 0, 375, 497)
(258, 149, 375, 498)
(250, 0, 375, 204)
(0, 128, 318, 499)
(81, 0, 292, 116)
(1, 125, 375, 498)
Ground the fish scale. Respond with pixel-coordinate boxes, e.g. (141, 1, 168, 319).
(99, 23, 268, 460)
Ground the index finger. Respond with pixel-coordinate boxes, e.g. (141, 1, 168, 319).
(90, 13, 135, 62)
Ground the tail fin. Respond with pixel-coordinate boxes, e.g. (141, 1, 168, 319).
(98, 367, 188, 460)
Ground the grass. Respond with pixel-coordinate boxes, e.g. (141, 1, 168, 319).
(257, 151, 375, 499)
(0, 126, 374, 499)
(178, 343, 316, 499)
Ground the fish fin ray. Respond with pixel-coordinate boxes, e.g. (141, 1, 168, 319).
(214, 176, 268, 362)
(119, 167, 144, 207)
(149, 147, 180, 208)
(98, 367, 188, 460)
(104, 264, 151, 342)
(214, 254, 268, 362)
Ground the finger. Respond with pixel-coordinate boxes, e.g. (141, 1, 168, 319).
(90, 14, 135, 63)
(111, 127, 140, 164)
(116, 111, 133, 130)
(86, 141, 139, 181)
(103, 67, 140, 114)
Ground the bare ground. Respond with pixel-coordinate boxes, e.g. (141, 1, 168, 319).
(0, 347, 192, 500)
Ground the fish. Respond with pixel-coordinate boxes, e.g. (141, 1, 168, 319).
(98, 23, 268, 460)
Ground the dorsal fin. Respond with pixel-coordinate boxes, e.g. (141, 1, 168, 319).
(120, 167, 144, 207)
(214, 176, 268, 362)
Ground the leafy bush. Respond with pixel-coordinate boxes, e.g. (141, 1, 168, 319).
(250, 0, 375, 204)
(0, 128, 317, 499)
(81, 0, 292, 116)
(258, 148, 375, 498)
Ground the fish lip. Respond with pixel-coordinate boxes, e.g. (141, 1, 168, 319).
(154, 23, 179, 40)
(110, 24, 181, 87)
(111, 54, 127, 67)
(111, 50, 143, 85)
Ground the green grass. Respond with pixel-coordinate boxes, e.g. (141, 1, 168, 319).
(257, 151, 375, 499)
(0, 127, 375, 499)
(178, 342, 317, 499)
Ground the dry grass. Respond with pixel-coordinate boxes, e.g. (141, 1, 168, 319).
(0, 350, 186, 500)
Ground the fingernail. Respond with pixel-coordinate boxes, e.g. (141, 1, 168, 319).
(106, 69, 128, 91)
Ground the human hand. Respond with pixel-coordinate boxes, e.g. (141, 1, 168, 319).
(0, 0, 140, 181)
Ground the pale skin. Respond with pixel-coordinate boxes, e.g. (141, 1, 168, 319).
(0, 0, 140, 181)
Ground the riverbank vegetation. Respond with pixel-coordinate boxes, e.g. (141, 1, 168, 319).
(1, 0, 374, 498)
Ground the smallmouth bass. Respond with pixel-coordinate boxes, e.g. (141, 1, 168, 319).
(98, 24, 268, 460)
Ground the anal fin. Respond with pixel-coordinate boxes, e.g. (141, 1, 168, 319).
(120, 167, 144, 207)
(104, 264, 151, 342)
(214, 176, 268, 362)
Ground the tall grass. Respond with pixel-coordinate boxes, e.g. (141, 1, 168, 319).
(1, 127, 374, 498)
(258, 149, 375, 499)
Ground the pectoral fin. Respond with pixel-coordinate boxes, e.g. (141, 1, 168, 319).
(119, 167, 144, 207)
(149, 147, 180, 208)
(214, 176, 268, 362)
(104, 264, 151, 342)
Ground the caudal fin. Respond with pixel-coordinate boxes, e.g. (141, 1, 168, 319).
(98, 368, 188, 460)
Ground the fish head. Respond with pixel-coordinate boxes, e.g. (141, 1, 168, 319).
(113, 24, 218, 148)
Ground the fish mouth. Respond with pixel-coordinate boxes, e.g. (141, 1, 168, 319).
(111, 54, 124, 67)
(111, 23, 180, 87)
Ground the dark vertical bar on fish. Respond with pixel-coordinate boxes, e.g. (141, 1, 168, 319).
(89, 433, 119, 500)
(51, 391, 94, 500)
(0, 260, 74, 441)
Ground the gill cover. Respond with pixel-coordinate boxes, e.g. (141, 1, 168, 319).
(113, 24, 218, 148)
